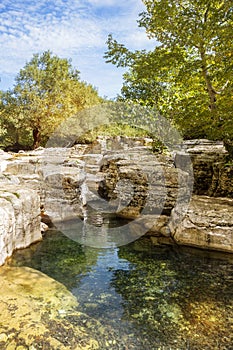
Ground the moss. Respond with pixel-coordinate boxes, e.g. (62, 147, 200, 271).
(0, 190, 20, 199)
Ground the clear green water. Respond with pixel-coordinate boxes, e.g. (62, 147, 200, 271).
(11, 230, 233, 349)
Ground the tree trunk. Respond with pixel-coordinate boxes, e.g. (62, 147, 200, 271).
(33, 127, 41, 149)
(200, 48, 217, 116)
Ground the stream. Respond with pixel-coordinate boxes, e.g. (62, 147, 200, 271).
(10, 228, 233, 349)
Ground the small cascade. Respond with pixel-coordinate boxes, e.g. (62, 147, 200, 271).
(77, 150, 128, 248)
(79, 139, 106, 222)
(79, 167, 89, 247)
(0, 159, 8, 173)
(85, 206, 104, 227)
(80, 180, 88, 207)
(77, 149, 108, 246)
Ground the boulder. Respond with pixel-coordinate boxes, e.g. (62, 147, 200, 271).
(170, 195, 233, 252)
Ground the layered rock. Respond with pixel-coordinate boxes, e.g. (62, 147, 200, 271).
(0, 137, 232, 257)
(182, 139, 232, 197)
(98, 148, 192, 218)
(0, 147, 88, 222)
(95, 139, 233, 253)
(0, 185, 41, 266)
(170, 195, 233, 252)
(0, 144, 105, 264)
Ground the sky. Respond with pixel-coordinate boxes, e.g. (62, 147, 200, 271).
(0, 0, 156, 99)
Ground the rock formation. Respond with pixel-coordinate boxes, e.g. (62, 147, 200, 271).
(182, 139, 233, 197)
(0, 137, 232, 264)
(0, 184, 41, 266)
(170, 195, 233, 252)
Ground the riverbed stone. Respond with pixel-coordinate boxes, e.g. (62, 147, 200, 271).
(0, 266, 99, 349)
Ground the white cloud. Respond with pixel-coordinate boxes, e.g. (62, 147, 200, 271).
(0, 0, 155, 98)
(87, 0, 119, 6)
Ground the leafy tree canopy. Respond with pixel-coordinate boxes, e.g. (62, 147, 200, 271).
(0, 51, 103, 149)
(104, 0, 233, 148)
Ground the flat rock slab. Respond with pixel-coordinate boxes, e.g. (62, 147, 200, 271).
(0, 266, 99, 349)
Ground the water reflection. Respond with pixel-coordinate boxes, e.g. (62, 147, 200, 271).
(10, 230, 99, 290)
(10, 230, 233, 349)
(72, 249, 130, 323)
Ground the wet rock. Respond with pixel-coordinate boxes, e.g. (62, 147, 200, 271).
(0, 266, 99, 349)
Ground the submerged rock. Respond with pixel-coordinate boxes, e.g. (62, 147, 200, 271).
(0, 266, 99, 349)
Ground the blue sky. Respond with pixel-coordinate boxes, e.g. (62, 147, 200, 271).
(0, 0, 156, 98)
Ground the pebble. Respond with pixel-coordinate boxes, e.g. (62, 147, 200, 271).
(6, 341, 17, 350)
(0, 333, 8, 342)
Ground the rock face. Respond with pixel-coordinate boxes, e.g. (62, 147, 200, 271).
(170, 195, 233, 252)
(0, 147, 88, 222)
(0, 137, 232, 260)
(98, 149, 192, 218)
(97, 139, 232, 253)
(182, 139, 233, 197)
(0, 185, 41, 266)
(0, 144, 104, 265)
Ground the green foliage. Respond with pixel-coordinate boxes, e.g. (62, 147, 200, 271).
(104, 0, 233, 146)
(0, 51, 103, 149)
(75, 123, 151, 144)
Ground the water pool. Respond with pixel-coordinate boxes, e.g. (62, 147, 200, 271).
(10, 230, 233, 349)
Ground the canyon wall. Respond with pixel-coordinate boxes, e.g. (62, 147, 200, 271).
(0, 138, 232, 265)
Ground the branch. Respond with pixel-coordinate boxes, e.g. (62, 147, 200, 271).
(203, 4, 210, 23)
(215, 80, 230, 95)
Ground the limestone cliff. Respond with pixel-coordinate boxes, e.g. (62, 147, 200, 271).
(0, 138, 232, 261)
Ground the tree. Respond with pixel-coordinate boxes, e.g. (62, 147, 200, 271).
(0, 91, 24, 148)
(1, 51, 102, 149)
(105, 0, 233, 144)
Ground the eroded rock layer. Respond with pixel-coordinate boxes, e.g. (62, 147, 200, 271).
(0, 138, 232, 262)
